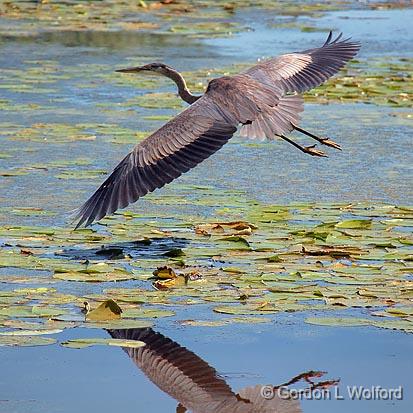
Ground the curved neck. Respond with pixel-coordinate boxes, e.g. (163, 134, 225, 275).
(164, 68, 201, 104)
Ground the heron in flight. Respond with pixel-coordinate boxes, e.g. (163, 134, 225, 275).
(75, 32, 360, 228)
(109, 327, 336, 412)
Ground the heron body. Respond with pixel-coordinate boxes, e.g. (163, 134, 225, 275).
(75, 32, 360, 228)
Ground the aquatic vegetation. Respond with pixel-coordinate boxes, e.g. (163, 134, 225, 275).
(305, 58, 413, 108)
(0, 1, 412, 348)
(1, 0, 410, 39)
(305, 316, 413, 333)
(85, 299, 123, 321)
(180, 316, 272, 326)
(61, 337, 146, 349)
(168, 21, 243, 38)
(0, 201, 412, 344)
(0, 335, 57, 347)
(0, 0, 245, 38)
(125, 92, 184, 109)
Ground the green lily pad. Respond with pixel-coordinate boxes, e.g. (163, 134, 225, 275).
(0, 335, 57, 347)
(335, 219, 373, 229)
(181, 316, 271, 327)
(122, 308, 175, 319)
(305, 317, 372, 327)
(0, 305, 67, 318)
(55, 169, 107, 180)
(53, 271, 135, 282)
(305, 317, 413, 333)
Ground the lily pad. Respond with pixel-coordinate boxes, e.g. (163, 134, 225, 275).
(0, 305, 67, 318)
(86, 300, 122, 321)
(305, 317, 413, 333)
(84, 319, 152, 329)
(335, 219, 373, 229)
(122, 308, 175, 319)
(61, 338, 146, 349)
(0, 329, 63, 336)
(53, 271, 134, 282)
(0, 335, 57, 347)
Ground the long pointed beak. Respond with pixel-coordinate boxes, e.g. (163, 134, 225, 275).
(116, 66, 144, 73)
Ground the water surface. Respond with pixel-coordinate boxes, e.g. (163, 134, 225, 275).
(0, 4, 412, 413)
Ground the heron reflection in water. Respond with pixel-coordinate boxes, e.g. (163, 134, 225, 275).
(109, 328, 338, 413)
(75, 32, 360, 228)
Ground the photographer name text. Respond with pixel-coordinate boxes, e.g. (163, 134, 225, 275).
(260, 385, 403, 401)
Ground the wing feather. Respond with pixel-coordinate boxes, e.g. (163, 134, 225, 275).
(109, 328, 302, 413)
(108, 328, 239, 411)
(239, 94, 304, 139)
(75, 97, 237, 228)
(244, 32, 360, 94)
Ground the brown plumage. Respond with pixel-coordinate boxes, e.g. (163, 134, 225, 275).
(75, 32, 360, 228)
(109, 327, 302, 413)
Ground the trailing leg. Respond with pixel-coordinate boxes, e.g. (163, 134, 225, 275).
(294, 125, 341, 150)
(280, 135, 327, 157)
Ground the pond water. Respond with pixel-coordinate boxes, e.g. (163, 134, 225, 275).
(0, 3, 412, 413)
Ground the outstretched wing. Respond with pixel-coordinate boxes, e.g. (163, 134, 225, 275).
(108, 328, 241, 412)
(74, 95, 237, 228)
(244, 32, 361, 94)
(75, 76, 298, 228)
(109, 328, 302, 413)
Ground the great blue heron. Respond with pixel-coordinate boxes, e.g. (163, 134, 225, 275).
(109, 327, 337, 412)
(75, 32, 360, 228)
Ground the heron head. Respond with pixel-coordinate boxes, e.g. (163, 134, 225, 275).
(116, 62, 173, 76)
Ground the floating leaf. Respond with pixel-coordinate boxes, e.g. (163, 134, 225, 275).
(86, 299, 122, 321)
(305, 317, 372, 327)
(55, 169, 107, 180)
(385, 307, 413, 317)
(305, 317, 413, 333)
(0, 329, 62, 336)
(84, 319, 152, 329)
(218, 235, 250, 247)
(1, 319, 77, 331)
(0, 336, 56, 347)
(53, 271, 134, 282)
(335, 219, 373, 229)
(122, 308, 175, 319)
(0, 305, 67, 318)
(180, 319, 228, 327)
(61, 338, 146, 349)
(181, 316, 271, 327)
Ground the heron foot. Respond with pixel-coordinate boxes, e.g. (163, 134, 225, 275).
(318, 137, 341, 150)
(303, 144, 328, 157)
(293, 126, 341, 151)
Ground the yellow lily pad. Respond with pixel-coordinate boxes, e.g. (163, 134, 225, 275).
(86, 299, 122, 321)
(61, 338, 146, 349)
